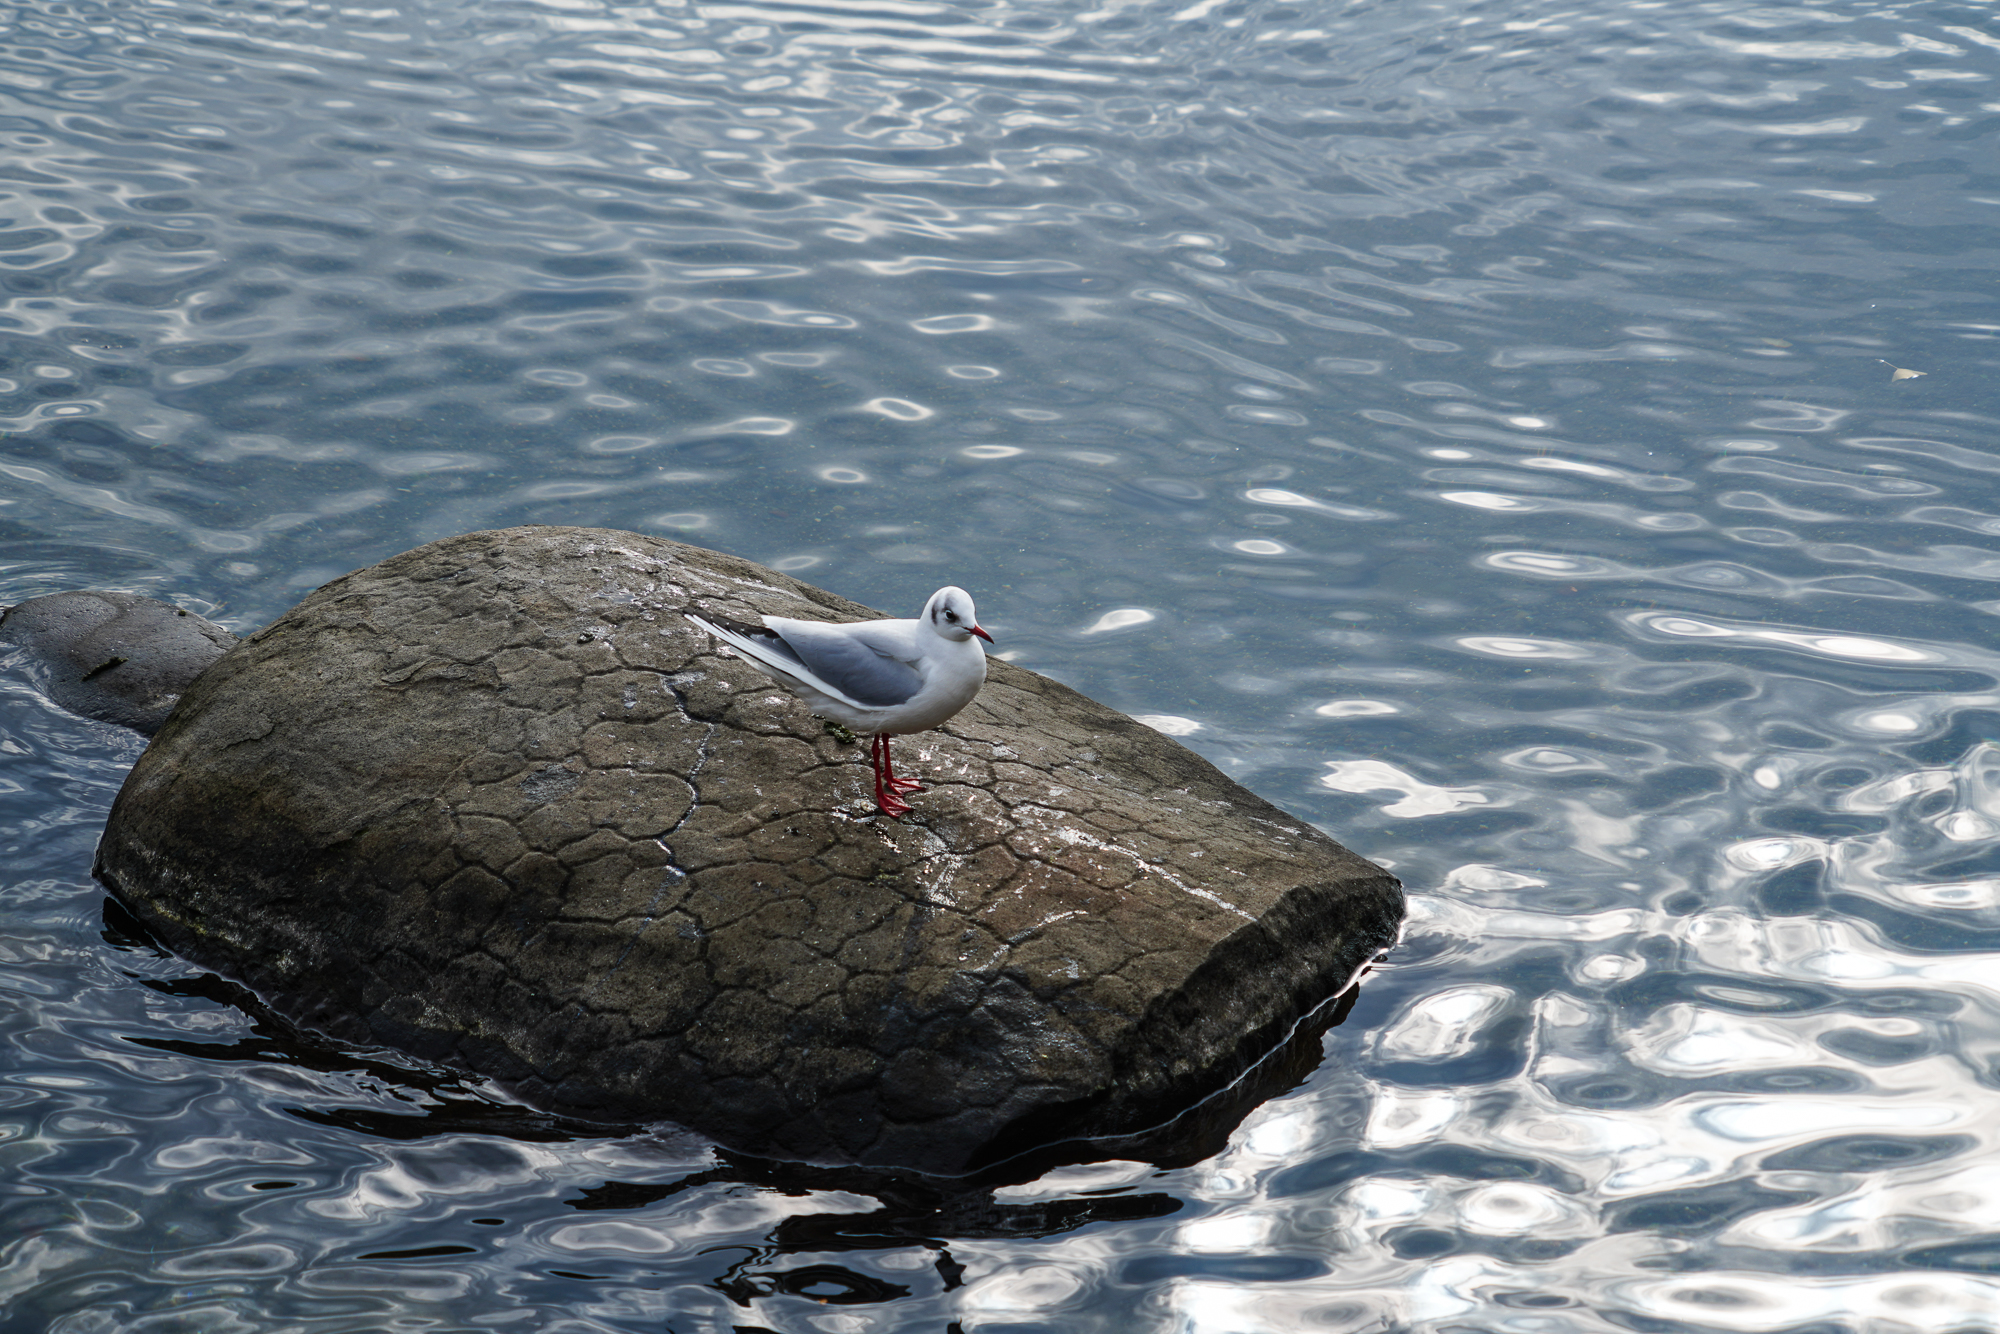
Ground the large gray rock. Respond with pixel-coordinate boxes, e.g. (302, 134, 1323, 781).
(0, 591, 238, 734)
(94, 527, 1402, 1173)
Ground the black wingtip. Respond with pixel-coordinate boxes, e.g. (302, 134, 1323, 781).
(692, 609, 780, 642)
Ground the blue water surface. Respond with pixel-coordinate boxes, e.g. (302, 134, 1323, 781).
(5, 0, 2000, 1329)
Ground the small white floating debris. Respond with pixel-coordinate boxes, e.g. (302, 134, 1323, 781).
(1133, 714, 1202, 736)
(1081, 608, 1155, 635)
(1878, 358, 1927, 381)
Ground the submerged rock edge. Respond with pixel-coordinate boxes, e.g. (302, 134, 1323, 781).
(1, 591, 239, 735)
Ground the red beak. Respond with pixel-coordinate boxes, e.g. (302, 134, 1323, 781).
(971, 625, 993, 643)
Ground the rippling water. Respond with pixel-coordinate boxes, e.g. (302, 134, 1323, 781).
(6, 0, 2000, 1328)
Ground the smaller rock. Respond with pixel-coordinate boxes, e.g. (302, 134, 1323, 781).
(0, 591, 239, 735)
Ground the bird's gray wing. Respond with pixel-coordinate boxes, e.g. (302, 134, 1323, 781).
(770, 618, 924, 708)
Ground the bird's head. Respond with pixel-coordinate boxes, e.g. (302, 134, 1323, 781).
(924, 586, 992, 644)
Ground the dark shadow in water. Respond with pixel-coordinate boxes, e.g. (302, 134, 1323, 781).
(571, 1153, 1183, 1243)
(565, 1153, 1183, 1323)
(714, 1260, 912, 1307)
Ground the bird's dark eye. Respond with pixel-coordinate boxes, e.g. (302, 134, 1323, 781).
(944, 610, 959, 622)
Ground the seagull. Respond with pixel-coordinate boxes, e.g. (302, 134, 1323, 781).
(685, 587, 992, 817)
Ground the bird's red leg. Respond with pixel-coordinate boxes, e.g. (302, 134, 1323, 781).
(881, 734, 924, 795)
(871, 733, 912, 817)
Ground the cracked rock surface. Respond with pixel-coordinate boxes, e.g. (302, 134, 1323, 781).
(95, 526, 1403, 1173)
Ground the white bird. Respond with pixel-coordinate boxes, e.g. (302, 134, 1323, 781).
(685, 586, 992, 817)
